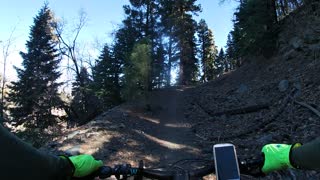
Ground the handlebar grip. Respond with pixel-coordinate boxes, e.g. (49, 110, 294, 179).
(98, 166, 113, 179)
(239, 154, 265, 177)
(71, 166, 113, 180)
(93, 164, 139, 179)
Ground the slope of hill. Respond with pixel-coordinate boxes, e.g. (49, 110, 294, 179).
(41, 2, 320, 179)
(186, 2, 320, 179)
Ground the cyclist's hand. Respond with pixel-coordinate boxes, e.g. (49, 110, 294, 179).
(67, 154, 103, 177)
(261, 143, 301, 174)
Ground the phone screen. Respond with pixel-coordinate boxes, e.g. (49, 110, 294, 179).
(214, 145, 240, 180)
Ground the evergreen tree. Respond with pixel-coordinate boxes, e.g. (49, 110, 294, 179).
(8, 5, 63, 128)
(225, 0, 303, 60)
(92, 44, 122, 108)
(123, 39, 151, 100)
(121, 0, 165, 89)
(159, 0, 179, 86)
(233, 0, 278, 57)
(71, 67, 92, 97)
(197, 19, 218, 82)
(159, 0, 201, 85)
(215, 48, 226, 76)
(69, 67, 101, 125)
(225, 33, 238, 69)
(152, 42, 166, 88)
(112, 4, 143, 91)
(162, 37, 179, 86)
(178, 17, 199, 84)
(175, 0, 201, 85)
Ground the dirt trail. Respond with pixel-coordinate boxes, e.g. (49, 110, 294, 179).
(141, 87, 205, 165)
(98, 86, 216, 173)
(44, 87, 212, 170)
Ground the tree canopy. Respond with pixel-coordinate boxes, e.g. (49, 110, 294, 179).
(7, 0, 307, 127)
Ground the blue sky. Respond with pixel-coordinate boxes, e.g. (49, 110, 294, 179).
(0, 0, 238, 80)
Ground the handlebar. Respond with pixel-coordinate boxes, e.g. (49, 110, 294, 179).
(74, 155, 265, 180)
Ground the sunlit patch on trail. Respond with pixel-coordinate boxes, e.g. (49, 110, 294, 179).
(134, 130, 200, 154)
(144, 154, 160, 162)
(121, 108, 161, 124)
(137, 115, 160, 124)
(57, 131, 117, 155)
(112, 150, 160, 165)
(164, 123, 191, 128)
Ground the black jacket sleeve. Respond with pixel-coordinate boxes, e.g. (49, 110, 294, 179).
(291, 137, 320, 170)
(0, 125, 73, 180)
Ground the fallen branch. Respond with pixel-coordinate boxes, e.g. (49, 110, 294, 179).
(210, 104, 270, 116)
(220, 94, 292, 140)
(196, 102, 270, 117)
(194, 90, 296, 142)
(195, 133, 208, 141)
(294, 100, 320, 119)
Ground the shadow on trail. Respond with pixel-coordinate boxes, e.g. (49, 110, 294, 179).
(90, 88, 211, 168)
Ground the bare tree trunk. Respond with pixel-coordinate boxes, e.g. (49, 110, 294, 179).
(268, 0, 278, 23)
(147, 2, 153, 91)
(201, 33, 206, 82)
(166, 32, 173, 87)
(55, 10, 92, 125)
(1, 27, 16, 123)
(145, 0, 150, 37)
(55, 10, 88, 85)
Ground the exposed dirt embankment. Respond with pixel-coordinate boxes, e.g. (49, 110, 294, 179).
(184, 3, 320, 179)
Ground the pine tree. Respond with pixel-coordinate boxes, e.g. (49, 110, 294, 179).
(174, 0, 201, 85)
(120, 0, 165, 89)
(8, 5, 63, 128)
(112, 4, 143, 91)
(69, 67, 102, 125)
(159, 0, 179, 86)
(215, 48, 226, 76)
(225, 33, 236, 69)
(162, 36, 178, 86)
(225, 0, 303, 60)
(233, 0, 278, 57)
(159, 0, 201, 85)
(152, 43, 166, 88)
(92, 44, 122, 108)
(123, 39, 151, 100)
(197, 19, 218, 82)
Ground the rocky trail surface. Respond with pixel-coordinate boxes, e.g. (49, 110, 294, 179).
(41, 53, 320, 179)
(42, 56, 320, 180)
(42, 54, 320, 180)
(42, 87, 216, 179)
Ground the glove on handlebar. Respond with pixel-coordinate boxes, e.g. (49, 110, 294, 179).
(62, 154, 103, 177)
(261, 143, 301, 174)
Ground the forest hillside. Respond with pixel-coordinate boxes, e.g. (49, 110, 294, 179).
(37, 1, 320, 179)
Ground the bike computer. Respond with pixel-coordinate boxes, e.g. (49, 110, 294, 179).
(213, 143, 240, 180)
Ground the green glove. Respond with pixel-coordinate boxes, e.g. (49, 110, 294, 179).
(67, 154, 103, 177)
(261, 143, 301, 174)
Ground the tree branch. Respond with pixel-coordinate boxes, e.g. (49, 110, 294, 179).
(294, 100, 320, 119)
(196, 101, 270, 117)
